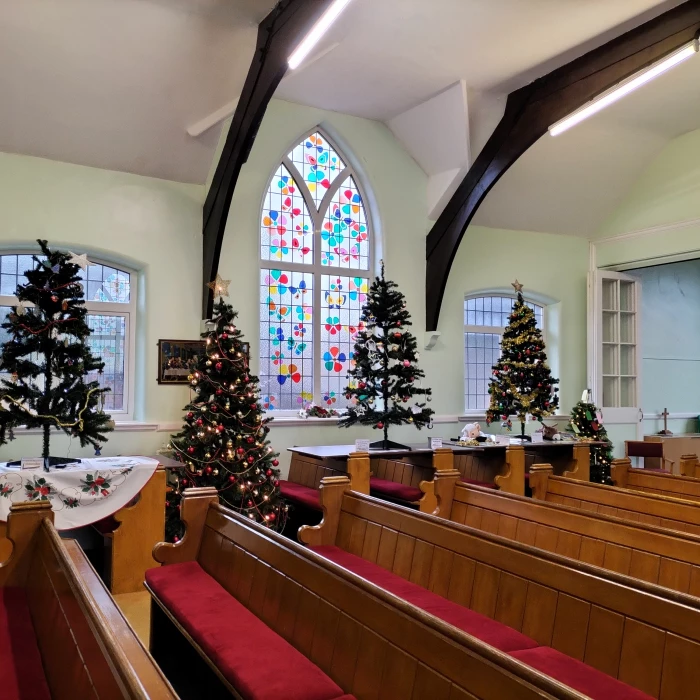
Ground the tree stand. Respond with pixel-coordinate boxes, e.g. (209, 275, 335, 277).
(370, 425, 411, 451)
(518, 421, 531, 443)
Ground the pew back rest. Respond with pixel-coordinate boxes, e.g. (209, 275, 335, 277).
(450, 482, 700, 596)
(288, 454, 341, 489)
(332, 491, 700, 699)
(622, 469, 700, 503)
(454, 452, 500, 485)
(371, 458, 433, 488)
(193, 504, 584, 700)
(28, 520, 175, 700)
(539, 475, 700, 536)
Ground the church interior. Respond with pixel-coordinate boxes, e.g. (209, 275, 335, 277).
(1, 0, 700, 698)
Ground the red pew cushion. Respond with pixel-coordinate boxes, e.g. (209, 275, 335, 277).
(0, 588, 51, 700)
(460, 478, 497, 489)
(311, 545, 538, 653)
(510, 647, 654, 700)
(146, 562, 349, 700)
(279, 480, 322, 511)
(370, 477, 422, 502)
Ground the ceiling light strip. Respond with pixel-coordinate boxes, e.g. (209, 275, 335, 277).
(549, 39, 699, 137)
(288, 0, 353, 70)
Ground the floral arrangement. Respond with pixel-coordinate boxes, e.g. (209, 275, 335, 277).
(298, 402, 340, 419)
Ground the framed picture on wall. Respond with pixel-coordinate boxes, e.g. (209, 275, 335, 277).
(157, 340, 205, 384)
(157, 339, 250, 384)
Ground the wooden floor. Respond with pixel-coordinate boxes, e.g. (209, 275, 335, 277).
(114, 591, 151, 647)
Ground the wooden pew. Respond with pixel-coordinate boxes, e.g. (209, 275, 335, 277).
(428, 470, 700, 597)
(530, 464, 700, 536)
(682, 454, 700, 479)
(524, 443, 591, 483)
(148, 487, 591, 700)
(1, 501, 176, 699)
(612, 456, 700, 503)
(300, 476, 700, 699)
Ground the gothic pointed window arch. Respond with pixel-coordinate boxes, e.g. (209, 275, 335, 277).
(260, 129, 372, 412)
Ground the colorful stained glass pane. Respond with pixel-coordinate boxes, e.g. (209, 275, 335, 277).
(320, 176, 369, 270)
(320, 274, 368, 408)
(260, 165, 314, 265)
(288, 132, 345, 210)
(259, 269, 313, 410)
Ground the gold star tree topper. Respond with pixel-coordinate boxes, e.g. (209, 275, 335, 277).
(511, 279, 524, 293)
(207, 274, 231, 298)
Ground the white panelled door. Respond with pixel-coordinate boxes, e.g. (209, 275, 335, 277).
(588, 270, 643, 440)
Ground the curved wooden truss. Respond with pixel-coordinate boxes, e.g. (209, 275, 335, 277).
(425, 1, 700, 331)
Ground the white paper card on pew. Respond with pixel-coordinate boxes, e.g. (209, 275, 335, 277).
(20, 458, 43, 470)
(429, 437, 443, 450)
(354, 439, 371, 452)
(495, 435, 510, 446)
(531, 433, 544, 444)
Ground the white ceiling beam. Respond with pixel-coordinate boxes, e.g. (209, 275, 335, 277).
(187, 98, 239, 138)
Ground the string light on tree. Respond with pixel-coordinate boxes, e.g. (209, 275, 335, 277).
(567, 390, 614, 483)
(485, 281, 559, 439)
(167, 291, 287, 542)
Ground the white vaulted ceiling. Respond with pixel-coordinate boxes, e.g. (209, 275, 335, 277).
(0, 0, 686, 191)
(0, 0, 275, 184)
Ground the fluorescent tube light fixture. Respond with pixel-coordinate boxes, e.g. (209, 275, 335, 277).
(288, 0, 353, 70)
(550, 39, 699, 137)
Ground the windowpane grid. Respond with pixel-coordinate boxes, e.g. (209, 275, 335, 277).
(321, 176, 369, 270)
(464, 296, 544, 412)
(259, 269, 314, 411)
(86, 314, 125, 411)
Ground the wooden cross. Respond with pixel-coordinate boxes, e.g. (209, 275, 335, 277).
(659, 407, 673, 436)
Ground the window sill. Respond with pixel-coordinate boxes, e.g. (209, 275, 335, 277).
(11, 421, 178, 435)
(458, 413, 571, 422)
(267, 414, 459, 427)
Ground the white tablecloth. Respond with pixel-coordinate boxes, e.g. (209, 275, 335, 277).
(0, 457, 159, 530)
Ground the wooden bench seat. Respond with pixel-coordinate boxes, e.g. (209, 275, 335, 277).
(149, 486, 601, 699)
(1, 500, 176, 699)
(530, 464, 700, 536)
(612, 456, 700, 503)
(146, 560, 350, 700)
(428, 469, 700, 597)
(300, 477, 700, 699)
(279, 453, 354, 512)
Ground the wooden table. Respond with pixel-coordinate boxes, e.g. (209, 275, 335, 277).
(643, 434, 700, 474)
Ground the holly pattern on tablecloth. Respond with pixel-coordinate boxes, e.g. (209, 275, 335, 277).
(0, 484, 12, 498)
(80, 472, 112, 497)
(62, 497, 79, 508)
(25, 476, 55, 501)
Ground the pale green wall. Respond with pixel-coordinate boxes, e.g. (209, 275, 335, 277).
(596, 128, 700, 268)
(0, 152, 204, 460)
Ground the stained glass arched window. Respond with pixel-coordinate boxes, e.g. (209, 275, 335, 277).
(260, 129, 372, 412)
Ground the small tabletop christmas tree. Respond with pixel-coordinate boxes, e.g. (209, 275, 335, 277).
(486, 281, 559, 439)
(168, 288, 287, 542)
(568, 391, 614, 483)
(0, 240, 112, 467)
(339, 263, 433, 450)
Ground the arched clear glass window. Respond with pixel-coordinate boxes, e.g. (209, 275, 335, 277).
(0, 252, 136, 417)
(259, 129, 372, 412)
(464, 295, 544, 412)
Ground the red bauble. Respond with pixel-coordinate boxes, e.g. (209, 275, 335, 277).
(244, 376, 249, 382)
(51, 295, 58, 303)
(247, 456, 254, 464)
(403, 360, 410, 367)
(216, 424, 224, 433)
(250, 403, 257, 409)
(186, 412, 194, 420)
(268, 513, 276, 522)
(526, 350, 531, 355)
(345, 393, 351, 399)
(211, 404, 218, 412)
(216, 389, 223, 396)
(236, 447, 244, 455)
(273, 479, 279, 487)
(272, 459, 279, 467)
(358, 382, 366, 389)
(247, 500, 253, 507)
(215, 362, 223, 371)
(196, 418, 203, 427)
(537, 383, 542, 388)
(205, 466, 213, 475)
(393, 332, 401, 338)
(376, 421, 384, 429)
(221, 333, 228, 340)
(181, 478, 188, 486)
(246, 437, 254, 443)
(228, 475, 237, 483)
(397, 321, 401, 327)
(187, 447, 195, 454)
(266, 469, 273, 476)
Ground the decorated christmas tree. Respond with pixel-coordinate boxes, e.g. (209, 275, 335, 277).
(168, 287, 287, 541)
(0, 240, 112, 467)
(339, 263, 433, 449)
(486, 281, 559, 439)
(568, 391, 614, 483)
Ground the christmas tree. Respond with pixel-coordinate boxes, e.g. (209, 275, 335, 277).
(0, 240, 112, 466)
(568, 391, 614, 483)
(486, 281, 559, 439)
(168, 292, 287, 541)
(339, 263, 433, 449)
